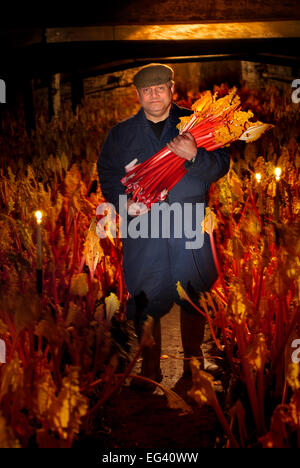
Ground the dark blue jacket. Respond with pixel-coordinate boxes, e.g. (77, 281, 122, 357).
(97, 102, 230, 323)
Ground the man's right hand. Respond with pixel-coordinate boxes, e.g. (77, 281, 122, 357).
(127, 199, 149, 217)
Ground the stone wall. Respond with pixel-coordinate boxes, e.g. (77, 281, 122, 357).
(31, 59, 298, 118)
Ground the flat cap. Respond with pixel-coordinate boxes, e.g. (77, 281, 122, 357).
(133, 63, 174, 88)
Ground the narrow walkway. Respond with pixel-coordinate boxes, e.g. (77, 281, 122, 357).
(95, 305, 222, 449)
(132, 303, 185, 393)
(133, 303, 218, 393)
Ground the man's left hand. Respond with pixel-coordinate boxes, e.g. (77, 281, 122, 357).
(166, 132, 197, 161)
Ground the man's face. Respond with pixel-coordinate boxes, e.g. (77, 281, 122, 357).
(136, 82, 175, 122)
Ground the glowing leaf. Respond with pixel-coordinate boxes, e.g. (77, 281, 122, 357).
(228, 170, 243, 200)
(104, 293, 120, 322)
(83, 217, 104, 275)
(159, 385, 193, 415)
(176, 281, 190, 302)
(187, 357, 217, 407)
(0, 353, 23, 402)
(32, 367, 56, 419)
(228, 278, 254, 323)
(201, 207, 217, 235)
(35, 317, 69, 346)
(239, 123, 273, 143)
(64, 164, 81, 196)
(70, 273, 89, 297)
(245, 333, 269, 371)
(290, 390, 300, 428)
(0, 412, 21, 448)
(286, 363, 300, 391)
(48, 366, 88, 440)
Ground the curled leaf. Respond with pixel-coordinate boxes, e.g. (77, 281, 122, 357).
(239, 123, 273, 143)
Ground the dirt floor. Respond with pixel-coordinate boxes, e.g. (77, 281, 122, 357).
(84, 304, 226, 449)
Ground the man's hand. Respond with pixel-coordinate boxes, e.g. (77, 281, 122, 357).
(166, 132, 197, 161)
(127, 199, 149, 217)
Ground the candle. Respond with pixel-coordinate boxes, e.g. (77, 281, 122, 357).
(274, 167, 281, 222)
(35, 210, 43, 294)
(274, 167, 282, 181)
(255, 173, 264, 217)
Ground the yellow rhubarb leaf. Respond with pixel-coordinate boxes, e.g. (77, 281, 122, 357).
(245, 333, 269, 372)
(48, 366, 88, 440)
(104, 293, 120, 322)
(70, 273, 89, 297)
(286, 363, 300, 391)
(176, 281, 190, 302)
(201, 207, 217, 235)
(83, 217, 104, 274)
(0, 412, 21, 448)
(187, 357, 218, 407)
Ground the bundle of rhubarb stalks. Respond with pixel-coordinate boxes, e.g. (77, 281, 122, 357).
(121, 87, 273, 208)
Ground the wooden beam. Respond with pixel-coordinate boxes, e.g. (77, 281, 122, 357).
(46, 21, 300, 43)
(2, 0, 300, 28)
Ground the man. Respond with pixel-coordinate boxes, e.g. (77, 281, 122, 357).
(97, 63, 230, 386)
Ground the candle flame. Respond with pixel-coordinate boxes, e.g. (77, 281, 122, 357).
(35, 210, 42, 224)
(255, 173, 262, 182)
(274, 167, 281, 181)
